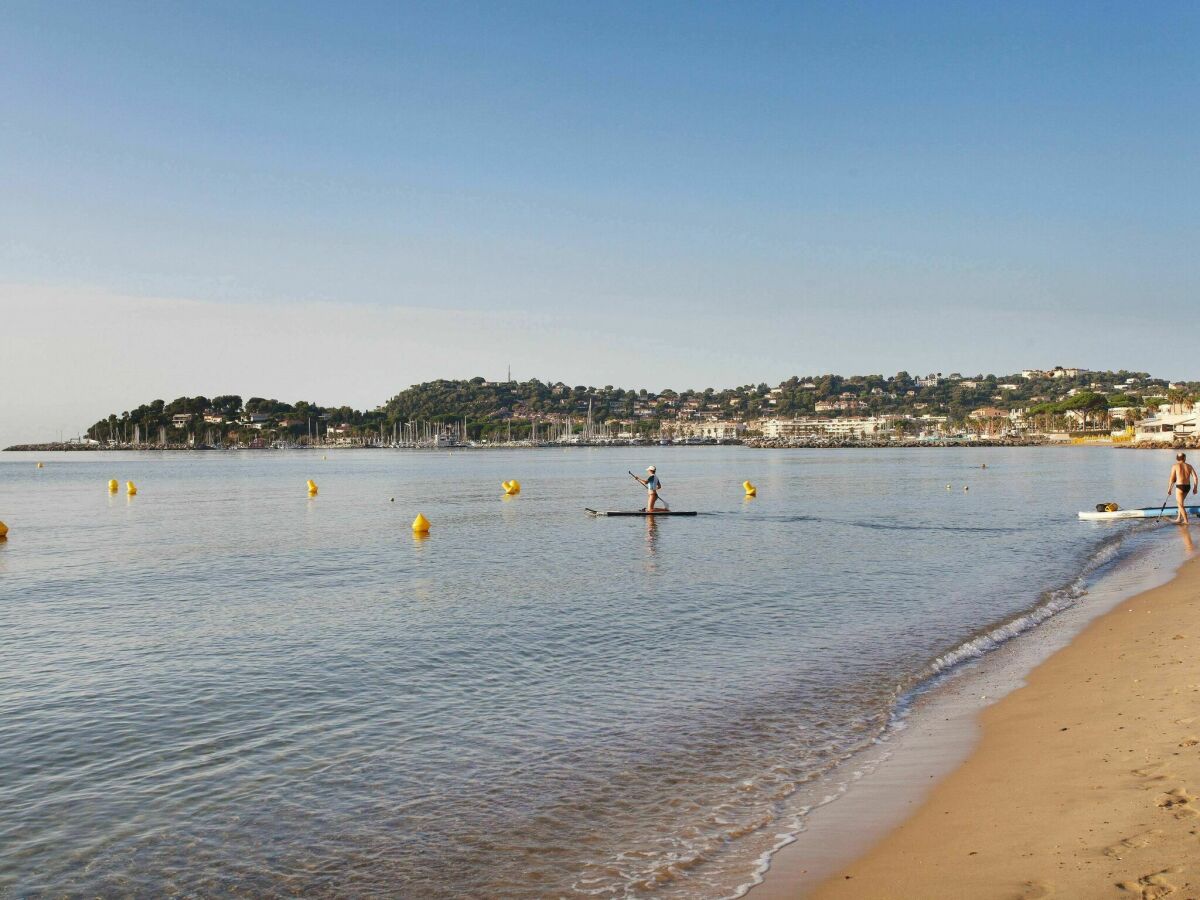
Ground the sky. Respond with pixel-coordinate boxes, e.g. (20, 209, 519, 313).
(1, 1, 1198, 445)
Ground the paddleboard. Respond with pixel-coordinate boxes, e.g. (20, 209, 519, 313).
(585, 508, 698, 517)
(1078, 506, 1200, 520)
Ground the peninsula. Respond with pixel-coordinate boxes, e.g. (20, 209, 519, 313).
(7, 367, 1198, 450)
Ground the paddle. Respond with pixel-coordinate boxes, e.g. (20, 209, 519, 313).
(629, 470, 669, 512)
(1162, 486, 1177, 522)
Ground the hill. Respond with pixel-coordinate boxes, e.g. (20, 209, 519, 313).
(56, 367, 1199, 448)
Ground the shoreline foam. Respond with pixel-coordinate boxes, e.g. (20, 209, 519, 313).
(754, 528, 1200, 898)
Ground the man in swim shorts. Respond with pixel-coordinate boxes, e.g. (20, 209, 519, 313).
(634, 465, 667, 512)
(1168, 452, 1197, 524)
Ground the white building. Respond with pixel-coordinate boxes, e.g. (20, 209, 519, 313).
(756, 417, 894, 438)
(1134, 411, 1198, 443)
(673, 420, 745, 441)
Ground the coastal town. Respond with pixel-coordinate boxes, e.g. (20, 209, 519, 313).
(12, 365, 1200, 451)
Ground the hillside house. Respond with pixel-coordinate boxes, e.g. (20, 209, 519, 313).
(968, 407, 1007, 420)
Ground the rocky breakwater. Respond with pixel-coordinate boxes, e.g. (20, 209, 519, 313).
(1119, 437, 1200, 450)
(744, 436, 1048, 449)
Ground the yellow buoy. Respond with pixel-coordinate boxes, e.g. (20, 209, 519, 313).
(108, 479, 119, 493)
(307, 479, 318, 495)
(126, 481, 137, 495)
(503, 480, 521, 495)
(0, 520, 8, 538)
(412, 513, 430, 533)
(36, 462, 43, 469)
(743, 480, 757, 497)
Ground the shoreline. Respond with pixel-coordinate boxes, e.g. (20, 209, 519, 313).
(756, 531, 1200, 899)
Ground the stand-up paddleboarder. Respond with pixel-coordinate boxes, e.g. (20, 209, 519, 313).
(632, 466, 668, 512)
(1169, 452, 1198, 524)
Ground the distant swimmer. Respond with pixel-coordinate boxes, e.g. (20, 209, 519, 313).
(632, 465, 668, 512)
(1169, 452, 1198, 524)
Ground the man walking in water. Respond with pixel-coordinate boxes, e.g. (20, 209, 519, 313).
(1169, 452, 1198, 524)
(634, 465, 668, 512)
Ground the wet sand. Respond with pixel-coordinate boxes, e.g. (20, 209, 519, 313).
(789, 552, 1200, 899)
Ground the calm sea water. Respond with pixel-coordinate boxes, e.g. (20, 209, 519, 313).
(0, 446, 1181, 897)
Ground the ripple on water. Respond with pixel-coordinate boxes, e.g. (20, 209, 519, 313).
(0, 446, 1173, 897)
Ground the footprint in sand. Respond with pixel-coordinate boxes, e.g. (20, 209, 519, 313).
(1016, 880, 1055, 898)
(1178, 737, 1199, 748)
(1134, 763, 1176, 786)
(1117, 866, 1181, 899)
(1155, 787, 1199, 818)
(1104, 830, 1163, 858)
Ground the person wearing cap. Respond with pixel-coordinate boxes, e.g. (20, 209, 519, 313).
(633, 465, 667, 512)
(1168, 452, 1198, 524)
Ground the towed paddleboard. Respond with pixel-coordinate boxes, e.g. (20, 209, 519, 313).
(1078, 506, 1200, 520)
(585, 508, 698, 517)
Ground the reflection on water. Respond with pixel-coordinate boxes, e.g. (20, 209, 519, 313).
(1176, 521, 1195, 555)
(644, 514, 660, 558)
(0, 446, 1180, 898)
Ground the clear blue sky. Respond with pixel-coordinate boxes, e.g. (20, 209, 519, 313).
(1, 1, 1198, 442)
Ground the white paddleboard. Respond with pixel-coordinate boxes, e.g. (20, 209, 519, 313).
(1078, 505, 1200, 520)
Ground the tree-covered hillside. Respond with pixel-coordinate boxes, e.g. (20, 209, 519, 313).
(81, 368, 1199, 445)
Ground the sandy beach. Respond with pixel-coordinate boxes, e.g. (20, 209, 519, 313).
(777, 551, 1200, 899)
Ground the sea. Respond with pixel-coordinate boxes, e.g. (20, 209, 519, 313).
(0, 446, 1188, 898)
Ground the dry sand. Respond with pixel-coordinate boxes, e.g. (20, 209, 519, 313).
(795, 554, 1200, 900)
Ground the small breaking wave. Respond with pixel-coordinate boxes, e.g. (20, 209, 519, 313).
(912, 523, 1148, 692)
